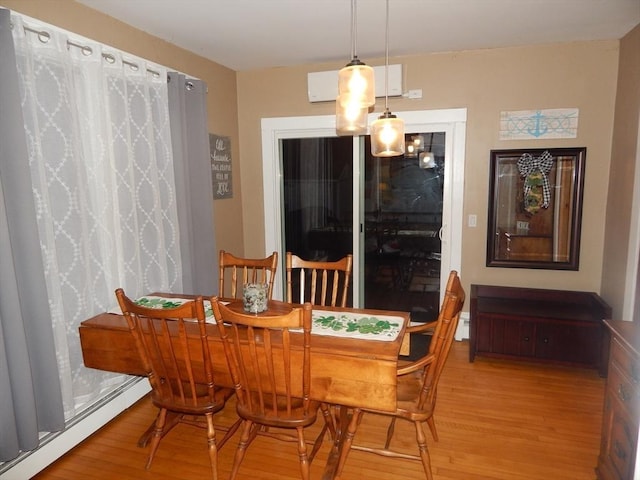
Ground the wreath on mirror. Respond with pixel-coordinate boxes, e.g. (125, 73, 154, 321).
(517, 151, 553, 215)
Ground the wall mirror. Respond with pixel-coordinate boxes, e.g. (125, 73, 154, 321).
(486, 147, 586, 270)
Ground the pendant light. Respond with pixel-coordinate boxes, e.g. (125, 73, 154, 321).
(336, 92, 368, 135)
(336, 0, 373, 136)
(370, 0, 405, 157)
(337, 0, 375, 113)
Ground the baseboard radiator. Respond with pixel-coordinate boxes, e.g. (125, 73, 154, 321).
(0, 377, 151, 480)
(455, 311, 470, 341)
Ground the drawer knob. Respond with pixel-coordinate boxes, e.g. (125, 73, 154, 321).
(618, 384, 631, 403)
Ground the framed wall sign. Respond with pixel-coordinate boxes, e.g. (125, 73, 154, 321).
(210, 134, 233, 199)
(486, 147, 586, 270)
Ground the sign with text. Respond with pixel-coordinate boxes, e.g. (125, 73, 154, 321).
(210, 134, 232, 199)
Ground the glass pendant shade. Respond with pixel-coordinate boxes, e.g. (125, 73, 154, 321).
(370, 109, 405, 157)
(336, 94, 368, 136)
(371, 0, 404, 157)
(338, 60, 375, 108)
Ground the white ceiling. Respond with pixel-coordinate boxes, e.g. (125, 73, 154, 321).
(76, 0, 640, 72)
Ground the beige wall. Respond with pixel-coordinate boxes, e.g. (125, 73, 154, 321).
(2, 0, 246, 255)
(237, 41, 620, 301)
(601, 24, 640, 318)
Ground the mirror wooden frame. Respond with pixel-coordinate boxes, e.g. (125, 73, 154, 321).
(486, 147, 586, 270)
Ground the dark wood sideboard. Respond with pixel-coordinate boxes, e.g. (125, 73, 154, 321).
(469, 284, 611, 374)
(596, 319, 640, 480)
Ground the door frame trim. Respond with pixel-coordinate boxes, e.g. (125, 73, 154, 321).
(261, 109, 467, 312)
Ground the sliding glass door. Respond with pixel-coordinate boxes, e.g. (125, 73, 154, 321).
(280, 132, 445, 319)
(262, 109, 466, 319)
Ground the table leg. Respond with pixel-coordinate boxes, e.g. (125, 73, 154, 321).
(321, 405, 351, 480)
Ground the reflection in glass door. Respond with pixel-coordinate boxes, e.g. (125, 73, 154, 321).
(281, 132, 445, 321)
(363, 133, 445, 322)
(281, 137, 355, 304)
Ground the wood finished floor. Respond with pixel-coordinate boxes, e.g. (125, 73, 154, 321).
(33, 340, 605, 480)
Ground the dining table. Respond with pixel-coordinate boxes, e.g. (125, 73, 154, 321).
(79, 293, 409, 479)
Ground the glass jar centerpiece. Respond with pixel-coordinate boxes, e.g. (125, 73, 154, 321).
(242, 283, 268, 313)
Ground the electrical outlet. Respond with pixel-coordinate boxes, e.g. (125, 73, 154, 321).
(468, 214, 477, 227)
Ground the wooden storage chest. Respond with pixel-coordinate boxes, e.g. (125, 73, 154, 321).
(469, 284, 611, 373)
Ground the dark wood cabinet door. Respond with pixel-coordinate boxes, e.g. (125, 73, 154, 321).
(476, 314, 536, 358)
(475, 313, 494, 354)
(502, 319, 535, 357)
(535, 321, 601, 367)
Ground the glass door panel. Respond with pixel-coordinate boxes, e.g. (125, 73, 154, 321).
(363, 133, 446, 322)
(281, 137, 354, 304)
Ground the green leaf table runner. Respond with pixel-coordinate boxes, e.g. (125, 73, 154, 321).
(112, 296, 403, 342)
(312, 310, 402, 341)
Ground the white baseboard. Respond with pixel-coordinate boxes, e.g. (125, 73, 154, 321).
(455, 312, 470, 341)
(0, 378, 151, 480)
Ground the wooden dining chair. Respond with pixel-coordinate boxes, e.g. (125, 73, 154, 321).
(219, 250, 278, 300)
(115, 289, 240, 479)
(286, 252, 353, 307)
(210, 298, 329, 480)
(334, 270, 465, 480)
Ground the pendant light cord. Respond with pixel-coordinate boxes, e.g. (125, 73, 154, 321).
(351, 0, 357, 59)
(384, 0, 389, 110)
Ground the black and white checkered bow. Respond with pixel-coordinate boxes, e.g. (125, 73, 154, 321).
(517, 151, 554, 208)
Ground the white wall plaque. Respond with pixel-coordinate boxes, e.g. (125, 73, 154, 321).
(500, 108, 579, 140)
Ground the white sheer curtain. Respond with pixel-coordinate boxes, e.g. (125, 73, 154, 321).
(10, 14, 182, 418)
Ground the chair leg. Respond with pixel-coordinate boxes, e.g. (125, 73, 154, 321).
(217, 418, 242, 449)
(414, 420, 433, 480)
(138, 410, 181, 447)
(335, 408, 363, 477)
(205, 413, 219, 480)
(229, 420, 255, 480)
(295, 426, 311, 480)
(385, 417, 397, 449)
(426, 416, 439, 441)
(137, 418, 155, 447)
(145, 407, 168, 469)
